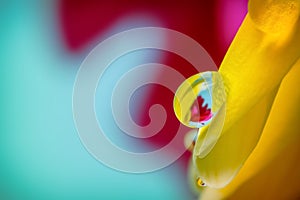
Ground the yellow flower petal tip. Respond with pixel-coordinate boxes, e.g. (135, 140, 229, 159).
(249, 0, 300, 35)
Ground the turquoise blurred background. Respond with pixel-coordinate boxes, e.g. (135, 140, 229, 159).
(0, 1, 194, 199)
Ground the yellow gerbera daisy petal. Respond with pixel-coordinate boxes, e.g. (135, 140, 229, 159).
(201, 58, 300, 199)
(194, 0, 300, 188)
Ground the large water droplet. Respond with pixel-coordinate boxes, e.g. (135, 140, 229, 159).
(173, 71, 226, 128)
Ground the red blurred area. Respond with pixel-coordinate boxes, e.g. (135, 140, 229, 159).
(60, 0, 224, 64)
(59, 0, 246, 171)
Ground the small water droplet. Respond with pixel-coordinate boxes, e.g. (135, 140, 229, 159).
(173, 71, 226, 128)
(196, 177, 207, 187)
(184, 129, 198, 151)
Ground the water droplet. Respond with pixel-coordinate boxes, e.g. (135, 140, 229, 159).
(173, 71, 226, 128)
(196, 177, 207, 187)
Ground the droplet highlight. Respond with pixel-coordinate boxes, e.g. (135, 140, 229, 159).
(173, 71, 226, 128)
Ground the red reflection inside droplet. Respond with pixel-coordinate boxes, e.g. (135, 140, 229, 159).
(190, 96, 212, 123)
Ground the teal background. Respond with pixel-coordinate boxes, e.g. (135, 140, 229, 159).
(0, 1, 194, 199)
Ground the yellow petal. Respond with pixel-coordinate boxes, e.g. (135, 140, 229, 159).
(226, 139, 300, 200)
(220, 8, 300, 133)
(201, 139, 300, 200)
(201, 58, 300, 199)
(194, 87, 277, 188)
(194, 0, 300, 188)
(249, 0, 300, 36)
